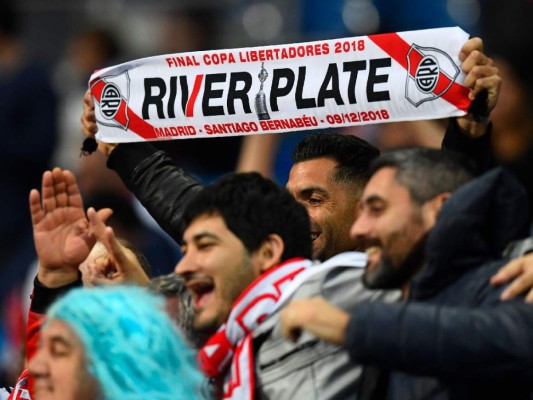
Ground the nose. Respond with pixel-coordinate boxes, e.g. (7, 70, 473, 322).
(350, 211, 371, 240)
(174, 252, 197, 277)
(28, 347, 48, 378)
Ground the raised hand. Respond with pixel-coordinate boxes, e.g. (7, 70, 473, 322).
(30, 168, 112, 287)
(80, 89, 117, 156)
(86, 207, 150, 286)
(457, 37, 502, 137)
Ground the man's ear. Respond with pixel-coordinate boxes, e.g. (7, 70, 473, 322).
(423, 192, 451, 228)
(254, 234, 285, 274)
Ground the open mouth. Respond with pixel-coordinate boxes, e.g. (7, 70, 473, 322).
(364, 245, 382, 271)
(186, 279, 215, 310)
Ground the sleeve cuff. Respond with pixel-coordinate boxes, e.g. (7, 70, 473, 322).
(443, 117, 492, 148)
(30, 272, 83, 314)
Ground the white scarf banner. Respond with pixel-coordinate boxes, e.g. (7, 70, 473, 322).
(90, 27, 470, 143)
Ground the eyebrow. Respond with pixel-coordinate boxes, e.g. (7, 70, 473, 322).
(362, 194, 386, 205)
(299, 186, 329, 197)
(182, 231, 220, 246)
(49, 336, 73, 349)
(192, 232, 220, 241)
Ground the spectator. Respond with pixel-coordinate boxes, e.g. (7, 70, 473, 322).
(174, 172, 397, 399)
(29, 286, 204, 400)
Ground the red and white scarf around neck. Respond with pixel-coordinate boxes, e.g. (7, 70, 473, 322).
(198, 257, 312, 400)
(198, 251, 368, 399)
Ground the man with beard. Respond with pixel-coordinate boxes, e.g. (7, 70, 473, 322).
(280, 148, 533, 399)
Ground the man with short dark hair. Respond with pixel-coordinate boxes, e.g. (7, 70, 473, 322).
(288, 133, 380, 260)
(175, 172, 397, 399)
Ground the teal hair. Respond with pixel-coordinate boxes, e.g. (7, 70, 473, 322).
(46, 286, 205, 400)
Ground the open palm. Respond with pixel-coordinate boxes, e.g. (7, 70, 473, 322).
(30, 168, 110, 272)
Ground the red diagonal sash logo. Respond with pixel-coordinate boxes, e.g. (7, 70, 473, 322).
(91, 78, 158, 140)
(369, 32, 470, 111)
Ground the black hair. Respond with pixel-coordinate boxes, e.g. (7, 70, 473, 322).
(291, 130, 380, 191)
(183, 172, 312, 260)
(369, 148, 476, 204)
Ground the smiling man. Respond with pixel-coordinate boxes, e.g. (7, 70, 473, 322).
(175, 172, 397, 399)
(280, 149, 533, 399)
(287, 133, 379, 260)
(353, 148, 474, 289)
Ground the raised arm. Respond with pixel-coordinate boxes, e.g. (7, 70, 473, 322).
(30, 167, 112, 287)
(456, 37, 501, 137)
(442, 37, 501, 174)
(80, 89, 204, 243)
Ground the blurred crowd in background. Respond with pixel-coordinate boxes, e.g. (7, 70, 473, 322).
(0, 0, 532, 387)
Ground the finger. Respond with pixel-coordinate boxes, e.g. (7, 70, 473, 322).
(91, 222, 125, 273)
(103, 226, 128, 270)
(468, 75, 502, 104)
(500, 272, 533, 300)
(81, 120, 98, 135)
(83, 89, 94, 109)
(525, 289, 533, 303)
(472, 76, 501, 107)
(84, 108, 96, 123)
(463, 65, 499, 89)
(29, 189, 44, 226)
(87, 207, 107, 239)
(51, 167, 68, 208)
(280, 307, 300, 342)
(490, 258, 523, 286)
(461, 49, 491, 74)
(62, 170, 84, 209)
(458, 37, 483, 61)
(41, 170, 57, 213)
(81, 112, 98, 137)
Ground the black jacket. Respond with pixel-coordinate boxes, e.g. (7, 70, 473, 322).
(347, 168, 533, 399)
(107, 142, 203, 244)
(106, 118, 493, 245)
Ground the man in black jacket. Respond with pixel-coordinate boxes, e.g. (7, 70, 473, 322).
(280, 148, 533, 399)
